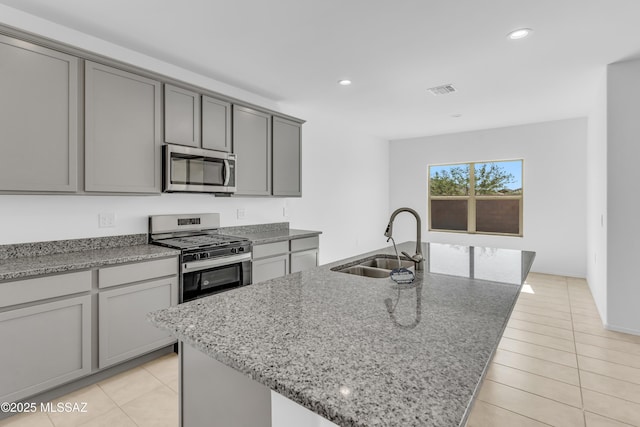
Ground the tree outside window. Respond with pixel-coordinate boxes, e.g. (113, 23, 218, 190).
(428, 160, 523, 236)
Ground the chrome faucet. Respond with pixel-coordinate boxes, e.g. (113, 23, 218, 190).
(384, 207, 424, 271)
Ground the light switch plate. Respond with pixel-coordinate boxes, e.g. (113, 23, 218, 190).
(237, 208, 245, 220)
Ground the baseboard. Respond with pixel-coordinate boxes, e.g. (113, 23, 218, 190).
(604, 322, 640, 336)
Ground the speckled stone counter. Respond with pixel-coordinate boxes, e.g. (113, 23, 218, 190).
(220, 222, 321, 244)
(0, 235, 179, 281)
(149, 242, 535, 427)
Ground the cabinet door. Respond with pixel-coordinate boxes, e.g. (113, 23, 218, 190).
(290, 249, 318, 273)
(98, 277, 177, 369)
(85, 61, 161, 193)
(0, 295, 91, 403)
(252, 255, 288, 284)
(272, 117, 302, 197)
(0, 35, 78, 192)
(233, 106, 272, 196)
(202, 96, 232, 152)
(164, 84, 201, 148)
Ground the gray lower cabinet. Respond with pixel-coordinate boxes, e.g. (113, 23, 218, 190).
(97, 257, 178, 369)
(290, 249, 318, 273)
(164, 84, 201, 148)
(272, 117, 302, 197)
(0, 294, 91, 403)
(233, 105, 272, 196)
(202, 96, 232, 152)
(252, 236, 319, 283)
(98, 277, 177, 369)
(0, 256, 178, 403)
(0, 34, 79, 192)
(252, 254, 289, 284)
(85, 61, 162, 193)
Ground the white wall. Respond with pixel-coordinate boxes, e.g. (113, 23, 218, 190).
(606, 58, 640, 335)
(0, 5, 390, 265)
(586, 69, 608, 324)
(389, 118, 587, 277)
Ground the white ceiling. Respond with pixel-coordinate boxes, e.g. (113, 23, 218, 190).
(2, 0, 640, 140)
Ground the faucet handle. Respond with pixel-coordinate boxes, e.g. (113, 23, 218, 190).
(401, 251, 423, 263)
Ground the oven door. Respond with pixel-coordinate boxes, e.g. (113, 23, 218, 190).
(181, 253, 251, 302)
(164, 144, 236, 193)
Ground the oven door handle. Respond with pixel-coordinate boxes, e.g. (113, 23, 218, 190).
(182, 253, 251, 273)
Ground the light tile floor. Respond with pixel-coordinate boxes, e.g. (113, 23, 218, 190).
(0, 353, 179, 427)
(3, 272, 640, 426)
(467, 273, 640, 427)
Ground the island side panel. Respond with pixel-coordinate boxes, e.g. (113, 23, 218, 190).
(181, 342, 271, 427)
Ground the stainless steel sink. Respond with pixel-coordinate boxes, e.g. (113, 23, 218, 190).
(338, 265, 392, 278)
(331, 255, 414, 278)
(359, 258, 413, 270)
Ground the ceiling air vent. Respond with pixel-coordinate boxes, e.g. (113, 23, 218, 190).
(427, 84, 457, 96)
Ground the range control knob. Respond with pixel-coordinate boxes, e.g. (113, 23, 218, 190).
(231, 247, 239, 254)
(193, 253, 201, 260)
(238, 247, 245, 252)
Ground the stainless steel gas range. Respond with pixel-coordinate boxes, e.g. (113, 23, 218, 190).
(149, 213, 251, 302)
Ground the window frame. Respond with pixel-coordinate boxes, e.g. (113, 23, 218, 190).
(428, 159, 524, 237)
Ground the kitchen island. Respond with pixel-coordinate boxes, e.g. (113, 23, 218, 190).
(149, 241, 535, 427)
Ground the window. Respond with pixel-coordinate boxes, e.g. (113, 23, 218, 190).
(428, 159, 523, 236)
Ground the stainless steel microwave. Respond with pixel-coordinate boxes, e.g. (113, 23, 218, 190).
(163, 144, 236, 194)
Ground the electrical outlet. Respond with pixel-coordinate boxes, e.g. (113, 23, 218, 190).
(98, 212, 116, 228)
(236, 208, 245, 220)
(283, 207, 289, 218)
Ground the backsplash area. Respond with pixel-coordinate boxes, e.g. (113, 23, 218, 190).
(0, 234, 147, 259)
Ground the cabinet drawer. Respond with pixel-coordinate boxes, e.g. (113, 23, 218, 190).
(99, 257, 177, 289)
(290, 236, 319, 252)
(0, 271, 91, 309)
(252, 241, 288, 259)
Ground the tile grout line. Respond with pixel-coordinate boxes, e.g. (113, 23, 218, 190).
(504, 324, 577, 343)
(475, 399, 556, 427)
(491, 360, 580, 387)
(486, 369, 583, 408)
(566, 278, 588, 427)
(512, 308, 573, 322)
(477, 380, 582, 424)
(583, 410, 637, 427)
(500, 335, 578, 355)
(508, 316, 574, 331)
(573, 334, 640, 353)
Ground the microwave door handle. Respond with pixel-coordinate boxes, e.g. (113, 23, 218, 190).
(223, 160, 230, 186)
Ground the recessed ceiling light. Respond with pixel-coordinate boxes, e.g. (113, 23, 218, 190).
(338, 79, 352, 86)
(507, 28, 532, 40)
(451, 114, 462, 118)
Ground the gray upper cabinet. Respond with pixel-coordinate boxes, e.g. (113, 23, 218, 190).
(202, 95, 232, 152)
(233, 106, 272, 196)
(164, 84, 201, 148)
(0, 35, 79, 192)
(85, 62, 162, 193)
(272, 117, 302, 197)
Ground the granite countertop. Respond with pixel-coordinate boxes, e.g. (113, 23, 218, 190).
(218, 222, 321, 245)
(0, 244, 180, 282)
(230, 228, 321, 245)
(149, 241, 535, 427)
